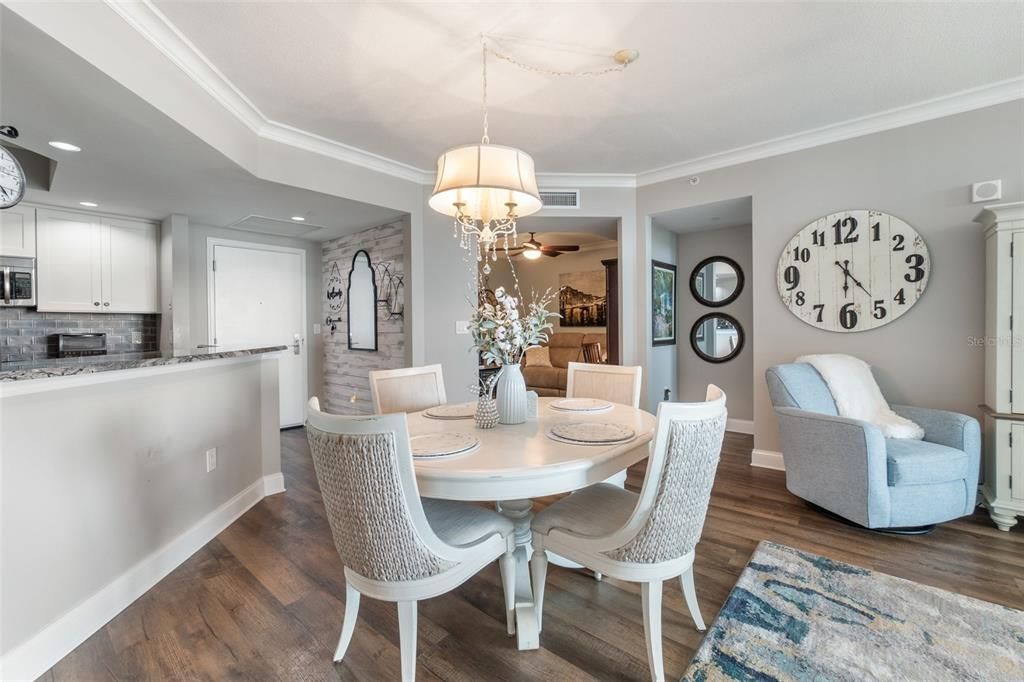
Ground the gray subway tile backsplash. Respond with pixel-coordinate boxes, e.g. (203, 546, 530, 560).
(0, 308, 159, 365)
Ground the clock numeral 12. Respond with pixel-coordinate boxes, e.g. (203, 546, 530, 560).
(832, 217, 859, 245)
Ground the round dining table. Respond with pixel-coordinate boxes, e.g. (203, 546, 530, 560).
(409, 397, 657, 651)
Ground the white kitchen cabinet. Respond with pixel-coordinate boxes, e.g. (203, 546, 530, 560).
(36, 207, 159, 313)
(0, 204, 37, 257)
(976, 201, 1024, 531)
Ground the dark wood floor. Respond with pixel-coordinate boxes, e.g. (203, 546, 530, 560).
(42, 430, 1023, 681)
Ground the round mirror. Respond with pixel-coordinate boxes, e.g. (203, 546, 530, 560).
(690, 256, 744, 307)
(690, 313, 744, 363)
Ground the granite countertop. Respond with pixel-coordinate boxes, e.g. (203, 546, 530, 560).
(0, 345, 287, 383)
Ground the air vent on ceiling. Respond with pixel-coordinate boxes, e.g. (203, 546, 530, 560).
(226, 214, 322, 237)
(539, 189, 580, 209)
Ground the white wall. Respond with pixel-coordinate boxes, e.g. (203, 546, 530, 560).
(648, 225, 679, 408)
(638, 101, 1024, 453)
(676, 224, 754, 421)
(0, 357, 282, 679)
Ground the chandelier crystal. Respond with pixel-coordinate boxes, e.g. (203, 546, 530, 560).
(429, 38, 542, 261)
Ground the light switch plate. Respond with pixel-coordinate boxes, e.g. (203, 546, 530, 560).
(205, 448, 217, 472)
(313, 323, 321, 335)
(455, 320, 471, 335)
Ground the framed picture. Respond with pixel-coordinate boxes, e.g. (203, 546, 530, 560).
(652, 260, 677, 346)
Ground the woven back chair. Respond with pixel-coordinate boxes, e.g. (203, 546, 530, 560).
(566, 361, 642, 408)
(531, 386, 727, 682)
(305, 398, 515, 679)
(369, 364, 447, 414)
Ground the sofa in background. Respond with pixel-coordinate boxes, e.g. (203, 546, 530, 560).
(524, 332, 607, 396)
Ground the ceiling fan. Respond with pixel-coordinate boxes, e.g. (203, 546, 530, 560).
(508, 233, 580, 259)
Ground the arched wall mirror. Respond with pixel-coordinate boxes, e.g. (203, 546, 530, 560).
(690, 256, 744, 307)
(690, 313, 744, 363)
(348, 250, 378, 351)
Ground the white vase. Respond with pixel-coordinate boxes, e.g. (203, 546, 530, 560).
(496, 363, 527, 425)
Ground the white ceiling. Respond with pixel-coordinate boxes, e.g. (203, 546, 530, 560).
(0, 8, 404, 241)
(152, 1, 1024, 175)
(653, 196, 752, 235)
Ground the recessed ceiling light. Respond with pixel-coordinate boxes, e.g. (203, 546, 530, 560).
(291, 216, 305, 221)
(79, 201, 98, 207)
(49, 141, 81, 152)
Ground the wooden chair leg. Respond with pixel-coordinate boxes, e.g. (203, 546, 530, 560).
(397, 601, 417, 682)
(333, 583, 360, 662)
(641, 580, 665, 682)
(680, 567, 706, 631)
(530, 549, 549, 632)
(498, 550, 516, 636)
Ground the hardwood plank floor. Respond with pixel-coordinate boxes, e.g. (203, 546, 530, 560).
(41, 430, 1024, 681)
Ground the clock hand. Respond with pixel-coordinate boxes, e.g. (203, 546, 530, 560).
(834, 261, 850, 297)
(841, 261, 872, 297)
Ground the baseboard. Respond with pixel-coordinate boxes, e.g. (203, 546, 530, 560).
(263, 472, 286, 495)
(726, 418, 754, 435)
(0, 474, 280, 681)
(751, 448, 786, 471)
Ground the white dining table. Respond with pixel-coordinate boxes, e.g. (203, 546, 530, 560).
(409, 397, 657, 650)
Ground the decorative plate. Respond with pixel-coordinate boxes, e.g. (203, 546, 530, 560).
(550, 398, 614, 413)
(424, 402, 476, 420)
(548, 422, 635, 444)
(410, 432, 479, 458)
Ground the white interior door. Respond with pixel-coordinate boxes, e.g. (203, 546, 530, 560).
(210, 241, 306, 427)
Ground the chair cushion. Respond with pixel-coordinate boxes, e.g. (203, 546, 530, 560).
(533, 483, 638, 537)
(885, 439, 970, 486)
(524, 366, 567, 391)
(766, 363, 839, 415)
(422, 498, 513, 547)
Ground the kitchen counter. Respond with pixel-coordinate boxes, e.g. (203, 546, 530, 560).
(0, 345, 286, 382)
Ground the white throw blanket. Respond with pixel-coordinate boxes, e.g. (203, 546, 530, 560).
(797, 354, 924, 440)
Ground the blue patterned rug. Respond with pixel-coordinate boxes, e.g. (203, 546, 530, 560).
(684, 541, 1024, 681)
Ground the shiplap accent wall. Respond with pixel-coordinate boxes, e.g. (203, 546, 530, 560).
(322, 221, 406, 414)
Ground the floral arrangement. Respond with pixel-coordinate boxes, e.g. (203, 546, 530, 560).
(470, 286, 559, 366)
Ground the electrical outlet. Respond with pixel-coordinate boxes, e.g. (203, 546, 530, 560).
(131, 331, 142, 344)
(205, 448, 217, 472)
(455, 320, 471, 335)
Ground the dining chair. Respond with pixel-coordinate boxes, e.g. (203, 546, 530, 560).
(530, 386, 727, 682)
(566, 361, 642, 408)
(305, 398, 516, 680)
(369, 364, 447, 414)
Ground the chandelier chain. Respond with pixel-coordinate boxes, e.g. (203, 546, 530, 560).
(484, 36, 629, 78)
(480, 34, 490, 144)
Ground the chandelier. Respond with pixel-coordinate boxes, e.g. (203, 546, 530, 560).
(428, 38, 542, 261)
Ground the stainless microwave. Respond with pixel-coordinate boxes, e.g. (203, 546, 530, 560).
(1, 256, 35, 307)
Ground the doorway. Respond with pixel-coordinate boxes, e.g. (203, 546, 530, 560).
(207, 238, 307, 427)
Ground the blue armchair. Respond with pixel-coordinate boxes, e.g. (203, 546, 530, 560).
(766, 363, 980, 532)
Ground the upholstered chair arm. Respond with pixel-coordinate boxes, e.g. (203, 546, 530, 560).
(890, 405, 981, 456)
(773, 407, 891, 528)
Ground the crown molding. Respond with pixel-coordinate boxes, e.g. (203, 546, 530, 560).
(104, 1, 1022, 191)
(636, 76, 1024, 187)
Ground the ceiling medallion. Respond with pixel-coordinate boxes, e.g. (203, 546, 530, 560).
(429, 35, 637, 262)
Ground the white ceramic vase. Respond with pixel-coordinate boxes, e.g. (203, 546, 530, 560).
(496, 363, 527, 425)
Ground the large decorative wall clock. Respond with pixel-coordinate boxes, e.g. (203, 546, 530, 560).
(776, 210, 930, 332)
(0, 144, 26, 209)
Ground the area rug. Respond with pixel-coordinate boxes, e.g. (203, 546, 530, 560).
(683, 541, 1024, 681)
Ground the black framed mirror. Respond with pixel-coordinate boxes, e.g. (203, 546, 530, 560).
(690, 256, 744, 307)
(347, 249, 378, 351)
(690, 312, 744, 363)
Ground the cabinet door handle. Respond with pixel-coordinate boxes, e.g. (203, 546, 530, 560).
(103, 302, 110, 307)
(93, 301, 100, 306)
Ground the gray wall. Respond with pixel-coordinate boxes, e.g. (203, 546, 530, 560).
(321, 221, 407, 414)
(675, 224, 754, 421)
(649, 225, 678, 408)
(638, 100, 1024, 453)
